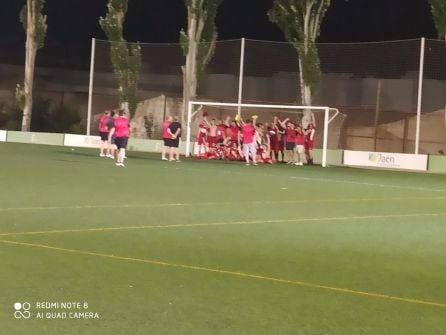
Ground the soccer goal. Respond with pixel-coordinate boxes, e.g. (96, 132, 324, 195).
(186, 101, 344, 167)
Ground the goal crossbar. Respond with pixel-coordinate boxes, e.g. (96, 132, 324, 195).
(186, 101, 339, 167)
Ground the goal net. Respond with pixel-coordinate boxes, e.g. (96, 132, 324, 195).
(186, 101, 345, 167)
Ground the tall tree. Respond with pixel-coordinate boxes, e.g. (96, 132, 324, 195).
(18, 0, 47, 131)
(100, 0, 141, 117)
(429, 0, 446, 40)
(269, 0, 330, 113)
(180, 0, 222, 123)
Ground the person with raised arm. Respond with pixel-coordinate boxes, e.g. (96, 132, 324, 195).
(256, 122, 272, 164)
(278, 118, 297, 164)
(305, 123, 316, 165)
(196, 112, 210, 157)
(238, 114, 258, 166)
(294, 123, 306, 166)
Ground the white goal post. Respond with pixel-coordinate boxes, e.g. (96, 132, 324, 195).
(186, 101, 340, 167)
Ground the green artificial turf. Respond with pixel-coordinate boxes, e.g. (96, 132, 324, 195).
(0, 142, 445, 334)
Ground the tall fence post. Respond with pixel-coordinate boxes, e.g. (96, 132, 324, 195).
(415, 37, 425, 154)
(237, 38, 246, 117)
(186, 101, 192, 157)
(87, 38, 96, 136)
(373, 79, 382, 152)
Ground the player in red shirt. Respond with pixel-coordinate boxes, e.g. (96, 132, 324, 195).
(224, 120, 241, 160)
(113, 109, 130, 167)
(305, 123, 316, 165)
(98, 110, 111, 157)
(216, 121, 227, 144)
(228, 120, 240, 143)
(279, 118, 297, 164)
(161, 116, 173, 161)
(271, 116, 285, 163)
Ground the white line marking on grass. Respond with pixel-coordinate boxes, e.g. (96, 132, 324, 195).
(0, 239, 445, 309)
(1, 212, 445, 237)
(0, 196, 444, 213)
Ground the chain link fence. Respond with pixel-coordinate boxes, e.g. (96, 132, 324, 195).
(1, 38, 445, 154)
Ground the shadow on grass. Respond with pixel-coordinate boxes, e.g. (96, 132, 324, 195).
(55, 148, 320, 170)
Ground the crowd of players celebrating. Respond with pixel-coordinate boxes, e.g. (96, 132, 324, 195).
(97, 109, 316, 167)
(192, 112, 316, 166)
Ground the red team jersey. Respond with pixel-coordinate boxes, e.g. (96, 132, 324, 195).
(270, 126, 284, 151)
(114, 117, 129, 137)
(162, 120, 172, 139)
(285, 128, 296, 143)
(197, 123, 209, 145)
(296, 129, 305, 145)
(305, 127, 315, 150)
(229, 125, 239, 141)
(99, 115, 109, 132)
(242, 124, 255, 144)
(217, 124, 227, 141)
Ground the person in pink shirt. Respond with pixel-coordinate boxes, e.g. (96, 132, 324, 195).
(98, 110, 111, 157)
(241, 116, 257, 166)
(161, 116, 173, 161)
(113, 109, 130, 167)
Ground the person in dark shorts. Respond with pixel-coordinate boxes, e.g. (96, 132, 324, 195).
(161, 115, 173, 160)
(98, 110, 111, 157)
(113, 110, 130, 167)
(106, 111, 117, 159)
(167, 116, 182, 162)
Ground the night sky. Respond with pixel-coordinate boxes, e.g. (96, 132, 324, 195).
(0, 0, 437, 67)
